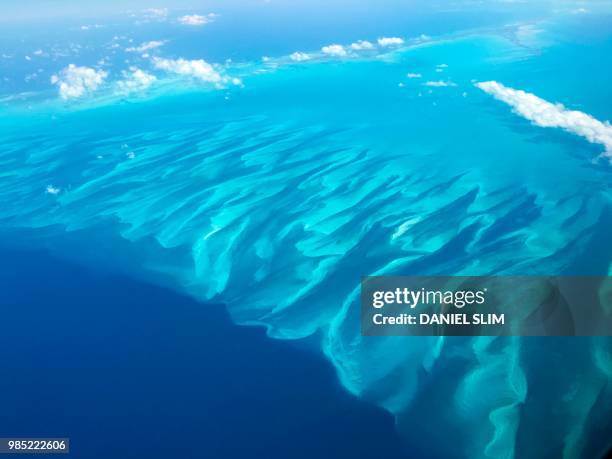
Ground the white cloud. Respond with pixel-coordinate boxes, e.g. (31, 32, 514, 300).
(117, 67, 156, 93)
(437, 63, 449, 68)
(321, 44, 347, 57)
(46, 185, 61, 195)
(50, 64, 107, 99)
(152, 57, 225, 84)
(424, 80, 457, 87)
(407, 73, 422, 78)
(33, 49, 44, 56)
(377, 37, 404, 47)
(178, 13, 216, 26)
(476, 81, 612, 160)
(350, 40, 374, 50)
(143, 8, 168, 20)
(290, 52, 310, 62)
(126, 40, 165, 53)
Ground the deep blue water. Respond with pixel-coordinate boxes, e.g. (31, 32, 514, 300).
(0, 248, 406, 459)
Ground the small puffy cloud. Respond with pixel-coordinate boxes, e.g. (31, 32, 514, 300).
(476, 80, 612, 160)
(152, 57, 227, 85)
(424, 80, 457, 87)
(117, 67, 156, 93)
(143, 8, 168, 19)
(46, 185, 61, 195)
(407, 73, 422, 78)
(290, 52, 310, 62)
(33, 49, 44, 56)
(50, 64, 107, 99)
(377, 37, 404, 47)
(350, 40, 374, 50)
(126, 40, 165, 53)
(178, 13, 217, 26)
(321, 44, 347, 57)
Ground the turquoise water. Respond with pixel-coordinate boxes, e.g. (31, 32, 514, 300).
(1, 10, 612, 459)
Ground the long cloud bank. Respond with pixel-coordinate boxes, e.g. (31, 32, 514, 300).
(46, 33, 425, 101)
(152, 57, 241, 87)
(476, 81, 612, 160)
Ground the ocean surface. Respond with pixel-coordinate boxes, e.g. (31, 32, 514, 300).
(1, 2, 612, 458)
(0, 248, 406, 458)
